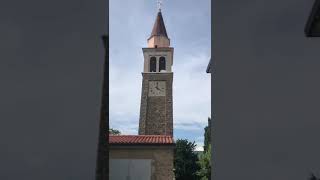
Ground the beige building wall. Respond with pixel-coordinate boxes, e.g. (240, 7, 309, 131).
(142, 47, 174, 73)
(147, 36, 170, 48)
(110, 146, 175, 180)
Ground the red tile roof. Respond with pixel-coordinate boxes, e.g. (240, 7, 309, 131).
(109, 135, 174, 145)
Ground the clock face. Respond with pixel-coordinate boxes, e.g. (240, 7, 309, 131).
(148, 81, 166, 96)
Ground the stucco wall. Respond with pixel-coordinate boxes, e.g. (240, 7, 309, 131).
(213, 0, 320, 179)
(147, 36, 170, 48)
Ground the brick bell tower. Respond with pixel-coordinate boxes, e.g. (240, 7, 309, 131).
(138, 9, 174, 136)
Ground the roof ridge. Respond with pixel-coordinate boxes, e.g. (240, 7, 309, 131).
(109, 134, 172, 137)
(109, 134, 175, 145)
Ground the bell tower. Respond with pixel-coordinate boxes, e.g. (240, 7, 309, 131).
(138, 9, 174, 136)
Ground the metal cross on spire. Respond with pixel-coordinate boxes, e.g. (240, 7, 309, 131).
(157, 0, 162, 12)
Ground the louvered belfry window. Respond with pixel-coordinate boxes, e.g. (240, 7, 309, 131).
(159, 57, 166, 72)
(150, 57, 157, 72)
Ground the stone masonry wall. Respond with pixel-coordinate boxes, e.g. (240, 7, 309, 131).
(138, 73, 173, 136)
(110, 146, 174, 180)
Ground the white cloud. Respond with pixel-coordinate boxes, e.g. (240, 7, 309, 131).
(195, 141, 204, 151)
(173, 52, 211, 128)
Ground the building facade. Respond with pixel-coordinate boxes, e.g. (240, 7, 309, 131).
(109, 135, 175, 180)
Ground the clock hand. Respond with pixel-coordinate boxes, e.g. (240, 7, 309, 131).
(155, 82, 160, 90)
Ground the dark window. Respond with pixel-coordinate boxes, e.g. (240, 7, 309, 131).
(150, 57, 157, 72)
(159, 57, 166, 72)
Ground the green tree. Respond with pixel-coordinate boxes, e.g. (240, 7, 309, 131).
(203, 117, 211, 152)
(196, 117, 212, 180)
(196, 145, 211, 180)
(174, 139, 199, 180)
(109, 128, 121, 135)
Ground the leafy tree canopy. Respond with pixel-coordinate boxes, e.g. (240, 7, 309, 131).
(109, 128, 121, 135)
(174, 139, 200, 180)
(196, 145, 211, 180)
(204, 117, 211, 152)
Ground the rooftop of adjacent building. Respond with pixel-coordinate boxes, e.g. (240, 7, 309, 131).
(206, 58, 213, 73)
(109, 135, 174, 145)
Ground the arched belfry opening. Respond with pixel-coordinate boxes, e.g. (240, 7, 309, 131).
(159, 57, 166, 72)
(150, 57, 157, 72)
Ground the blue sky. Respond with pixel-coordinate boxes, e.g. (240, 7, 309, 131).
(109, 0, 211, 151)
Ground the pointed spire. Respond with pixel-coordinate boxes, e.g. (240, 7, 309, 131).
(147, 4, 170, 48)
(150, 11, 168, 39)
